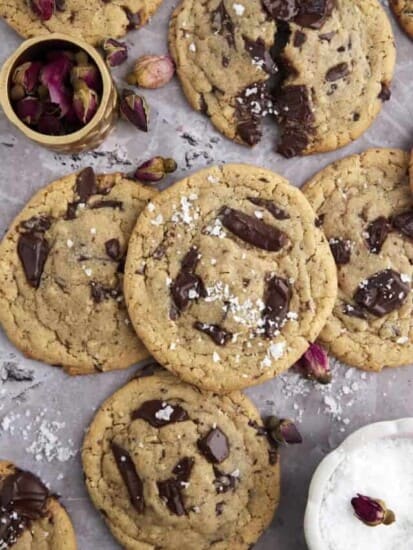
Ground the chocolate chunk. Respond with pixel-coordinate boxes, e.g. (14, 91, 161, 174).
(111, 443, 144, 513)
(263, 275, 292, 337)
(262, 0, 299, 20)
(157, 478, 186, 516)
(354, 269, 409, 317)
(237, 118, 262, 146)
(171, 272, 206, 311)
(211, 2, 235, 47)
(65, 201, 80, 220)
(342, 302, 367, 320)
(243, 37, 278, 74)
(277, 126, 310, 158)
(19, 216, 51, 233)
(247, 196, 290, 220)
(364, 217, 390, 254)
(378, 82, 391, 101)
(181, 246, 201, 271)
(326, 62, 350, 81)
(329, 238, 351, 265)
(55, 0, 66, 10)
(172, 457, 194, 483)
(194, 322, 233, 346)
(220, 206, 288, 251)
(89, 282, 122, 304)
(236, 82, 272, 146)
(293, 30, 307, 47)
(222, 55, 230, 67)
(213, 467, 239, 494)
(75, 167, 97, 202)
(197, 428, 229, 464)
(315, 214, 325, 227)
(105, 238, 121, 260)
(17, 233, 49, 288)
(89, 200, 123, 210)
(294, 0, 334, 29)
(392, 210, 413, 240)
(124, 8, 141, 29)
(132, 400, 189, 428)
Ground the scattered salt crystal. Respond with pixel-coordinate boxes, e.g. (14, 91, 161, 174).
(84, 268, 92, 277)
(151, 214, 164, 226)
(90, 227, 96, 235)
(233, 3, 245, 15)
(213, 352, 220, 363)
(396, 336, 409, 344)
(147, 202, 155, 212)
(66, 239, 74, 248)
(189, 43, 196, 52)
(155, 405, 174, 422)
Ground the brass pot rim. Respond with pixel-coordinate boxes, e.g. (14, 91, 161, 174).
(0, 33, 113, 145)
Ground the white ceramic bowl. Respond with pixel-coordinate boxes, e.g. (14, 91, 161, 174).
(304, 418, 413, 550)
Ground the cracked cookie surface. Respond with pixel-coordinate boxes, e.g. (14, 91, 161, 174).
(390, 0, 413, 38)
(124, 164, 337, 393)
(0, 0, 163, 45)
(0, 168, 155, 374)
(0, 461, 76, 549)
(303, 149, 413, 370)
(82, 369, 280, 550)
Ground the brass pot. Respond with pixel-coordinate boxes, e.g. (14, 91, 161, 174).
(0, 33, 118, 154)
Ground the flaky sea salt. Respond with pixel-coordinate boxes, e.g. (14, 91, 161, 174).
(155, 405, 174, 422)
(319, 437, 413, 550)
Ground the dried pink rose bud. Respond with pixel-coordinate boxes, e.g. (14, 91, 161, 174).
(12, 61, 42, 93)
(351, 494, 396, 527)
(29, 0, 55, 21)
(296, 343, 332, 384)
(266, 417, 303, 446)
(70, 65, 101, 92)
(120, 90, 149, 132)
(15, 97, 43, 126)
(134, 157, 177, 183)
(73, 80, 99, 125)
(40, 55, 73, 116)
(10, 84, 26, 102)
(102, 38, 128, 67)
(37, 114, 64, 135)
(126, 55, 175, 89)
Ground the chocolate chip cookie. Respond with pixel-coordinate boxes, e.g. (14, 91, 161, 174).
(124, 164, 337, 392)
(390, 0, 413, 39)
(0, 168, 155, 375)
(82, 368, 280, 549)
(303, 149, 413, 370)
(169, 0, 395, 156)
(0, 0, 163, 46)
(0, 460, 77, 549)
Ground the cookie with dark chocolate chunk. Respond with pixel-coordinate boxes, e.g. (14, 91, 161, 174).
(82, 370, 280, 549)
(124, 163, 337, 392)
(304, 149, 413, 371)
(0, 168, 156, 375)
(390, 0, 413, 39)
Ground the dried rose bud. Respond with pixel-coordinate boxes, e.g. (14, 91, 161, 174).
(134, 156, 177, 183)
(266, 417, 303, 446)
(296, 343, 332, 384)
(12, 61, 42, 93)
(102, 38, 128, 67)
(37, 84, 49, 100)
(126, 55, 175, 89)
(15, 96, 43, 126)
(351, 494, 396, 527)
(120, 90, 149, 132)
(29, 0, 55, 21)
(73, 80, 99, 125)
(75, 50, 89, 66)
(70, 65, 101, 92)
(37, 114, 64, 135)
(40, 55, 73, 116)
(10, 84, 26, 102)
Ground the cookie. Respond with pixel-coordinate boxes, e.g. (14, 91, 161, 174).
(0, 168, 155, 375)
(303, 149, 413, 371)
(410, 149, 413, 191)
(169, 0, 395, 156)
(0, 0, 163, 46)
(82, 368, 280, 550)
(390, 0, 413, 39)
(0, 460, 76, 549)
(124, 164, 337, 392)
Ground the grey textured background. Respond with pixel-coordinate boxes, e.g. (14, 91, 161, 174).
(0, 1, 412, 548)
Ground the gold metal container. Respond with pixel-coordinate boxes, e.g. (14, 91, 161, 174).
(0, 33, 118, 154)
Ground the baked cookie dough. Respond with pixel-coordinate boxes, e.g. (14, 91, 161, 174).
(169, 0, 395, 156)
(124, 164, 337, 392)
(390, 0, 413, 39)
(82, 368, 280, 550)
(0, 0, 163, 46)
(0, 461, 76, 549)
(303, 149, 413, 370)
(0, 168, 155, 375)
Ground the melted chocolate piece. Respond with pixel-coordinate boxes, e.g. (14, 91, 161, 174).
(89, 282, 122, 304)
(220, 206, 288, 251)
(326, 62, 349, 81)
(111, 443, 144, 513)
(75, 167, 97, 202)
(171, 272, 206, 311)
(364, 217, 390, 254)
(157, 478, 186, 516)
(263, 275, 292, 337)
(17, 233, 49, 288)
(236, 82, 271, 146)
(172, 457, 194, 483)
(329, 238, 351, 265)
(211, 2, 235, 47)
(89, 200, 123, 210)
(181, 246, 201, 271)
(392, 210, 413, 240)
(262, 0, 299, 20)
(353, 269, 409, 317)
(132, 400, 189, 428)
(65, 201, 80, 220)
(293, 30, 307, 47)
(243, 37, 278, 74)
(105, 238, 121, 260)
(198, 428, 229, 464)
(194, 322, 233, 346)
(342, 302, 367, 320)
(247, 196, 290, 220)
(294, 0, 334, 29)
(19, 216, 51, 233)
(378, 82, 391, 101)
(213, 467, 239, 494)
